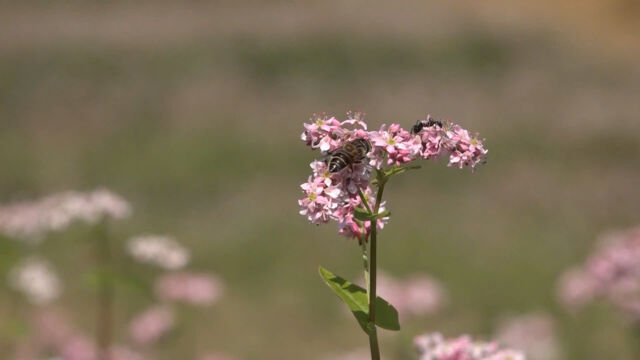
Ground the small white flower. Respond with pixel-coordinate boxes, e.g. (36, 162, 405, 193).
(127, 235, 190, 270)
(9, 257, 61, 305)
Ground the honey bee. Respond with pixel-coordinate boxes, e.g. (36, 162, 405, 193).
(326, 138, 372, 173)
(410, 117, 443, 135)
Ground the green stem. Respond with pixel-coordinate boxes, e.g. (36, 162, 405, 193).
(368, 177, 386, 360)
(96, 221, 113, 360)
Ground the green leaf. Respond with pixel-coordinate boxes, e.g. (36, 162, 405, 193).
(353, 207, 372, 221)
(318, 266, 400, 333)
(353, 208, 390, 222)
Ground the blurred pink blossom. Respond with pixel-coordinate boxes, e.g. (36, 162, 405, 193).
(129, 305, 175, 346)
(9, 257, 61, 305)
(414, 333, 525, 360)
(0, 188, 131, 241)
(127, 234, 190, 270)
(494, 313, 561, 360)
(374, 271, 446, 319)
(59, 335, 97, 360)
(33, 309, 75, 348)
(155, 272, 224, 306)
(557, 226, 640, 318)
(199, 353, 238, 360)
(110, 346, 145, 360)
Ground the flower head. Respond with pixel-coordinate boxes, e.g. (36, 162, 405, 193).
(557, 226, 640, 319)
(129, 305, 175, 346)
(371, 271, 446, 319)
(155, 272, 224, 306)
(0, 189, 131, 241)
(9, 257, 61, 305)
(127, 234, 190, 270)
(298, 113, 487, 240)
(494, 313, 561, 360)
(414, 333, 526, 360)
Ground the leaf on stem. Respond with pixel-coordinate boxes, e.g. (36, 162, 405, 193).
(353, 208, 390, 222)
(318, 266, 400, 333)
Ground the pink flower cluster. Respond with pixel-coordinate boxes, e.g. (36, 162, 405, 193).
(0, 188, 131, 242)
(129, 305, 175, 346)
(298, 113, 487, 239)
(494, 313, 561, 360)
(155, 272, 224, 306)
(414, 333, 526, 360)
(557, 226, 640, 318)
(25, 309, 144, 360)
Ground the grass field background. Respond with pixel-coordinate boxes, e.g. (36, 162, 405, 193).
(1, 1, 640, 359)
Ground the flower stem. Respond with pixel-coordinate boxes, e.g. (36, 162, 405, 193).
(368, 177, 386, 360)
(95, 221, 113, 360)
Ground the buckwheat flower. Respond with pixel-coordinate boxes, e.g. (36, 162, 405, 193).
(414, 333, 526, 360)
(127, 234, 190, 270)
(443, 124, 488, 170)
(557, 226, 640, 318)
(494, 313, 561, 360)
(155, 272, 224, 306)
(59, 335, 97, 360)
(199, 353, 238, 360)
(129, 305, 175, 346)
(402, 274, 447, 317)
(301, 114, 346, 152)
(298, 113, 487, 243)
(9, 257, 61, 305)
(0, 189, 131, 241)
(369, 124, 421, 167)
(33, 309, 75, 349)
(298, 176, 337, 225)
(335, 188, 387, 241)
(418, 117, 445, 159)
(368, 271, 446, 320)
(110, 346, 144, 360)
(556, 267, 597, 310)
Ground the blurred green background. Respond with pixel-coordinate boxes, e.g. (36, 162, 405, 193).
(1, 1, 640, 359)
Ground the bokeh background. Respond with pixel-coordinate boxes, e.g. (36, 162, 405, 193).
(1, 1, 640, 359)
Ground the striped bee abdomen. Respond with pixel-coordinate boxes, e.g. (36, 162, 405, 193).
(327, 138, 371, 173)
(328, 149, 353, 173)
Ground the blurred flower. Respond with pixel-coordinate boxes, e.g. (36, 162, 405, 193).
(199, 353, 238, 360)
(374, 271, 446, 319)
(110, 346, 145, 360)
(298, 113, 487, 240)
(0, 188, 131, 241)
(155, 272, 224, 306)
(129, 305, 175, 346)
(33, 309, 75, 349)
(127, 235, 189, 270)
(9, 257, 61, 305)
(494, 313, 561, 360)
(414, 333, 526, 360)
(59, 335, 97, 360)
(556, 226, 640, 318)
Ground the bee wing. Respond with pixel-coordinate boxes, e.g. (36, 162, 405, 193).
(319, 153, 332, 164)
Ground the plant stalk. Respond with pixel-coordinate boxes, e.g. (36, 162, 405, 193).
(368, 177, 386, 360)
(96, 221, 113, 360)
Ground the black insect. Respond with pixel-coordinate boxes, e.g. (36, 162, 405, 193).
(326, 138, 372, 173)
(410, 117, 443, 135)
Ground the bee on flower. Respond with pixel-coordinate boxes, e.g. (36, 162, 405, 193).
(298, 112, 487, 240)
